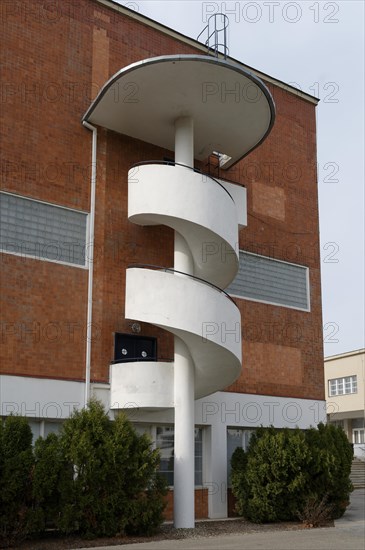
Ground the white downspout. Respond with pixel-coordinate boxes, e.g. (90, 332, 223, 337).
(82, 121, 97, 408)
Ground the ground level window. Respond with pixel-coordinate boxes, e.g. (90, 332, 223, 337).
(156, 426, 203, 486)
(227, 427, 255, 485)
(330, 420, 345, 429)
(27, 420, 63, 444)
(353, 428, 365, 444)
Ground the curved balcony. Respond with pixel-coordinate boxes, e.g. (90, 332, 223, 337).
(118, 267, 241, 400)
(128, 162, 246, 288)
(110, 361, 174, 410)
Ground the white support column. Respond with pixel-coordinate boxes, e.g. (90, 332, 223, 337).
(173, 116, 195, 529)
(174, 116, 194, 167)
(173, 336, 195, 527)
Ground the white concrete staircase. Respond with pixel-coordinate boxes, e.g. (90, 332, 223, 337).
(350, 458, 365, 488)
(92, 54, 275, 528)
(110, 163, 245, 407)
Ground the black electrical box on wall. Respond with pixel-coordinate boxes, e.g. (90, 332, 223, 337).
(114, 333, 157, 362)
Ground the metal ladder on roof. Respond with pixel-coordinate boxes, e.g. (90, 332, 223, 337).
(197, 13, 229, 59)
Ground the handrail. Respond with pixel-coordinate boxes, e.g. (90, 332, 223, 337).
(128, 263, 238, 307)
(130, 160, 246, 200)
(197, 13, 229, 59)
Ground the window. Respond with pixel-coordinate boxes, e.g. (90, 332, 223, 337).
(227, 427, 255, 485)
(331, 420, 344, 429)
(28, 420, 42, 444)
(156, 426, 203, 486)
(329, 375, 357, 396)
(353, 429, 365, 445)
(27, 420, 63, 444)
(44, 422, 62, 437)
(0, 192, 87, 266)
(225, 250, 310, 311)
(113, 333, 157, 363)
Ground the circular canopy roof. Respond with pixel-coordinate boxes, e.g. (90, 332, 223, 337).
(83, 55, 275, 169)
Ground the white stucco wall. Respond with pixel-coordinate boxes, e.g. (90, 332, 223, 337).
(1, 375, 326, 518)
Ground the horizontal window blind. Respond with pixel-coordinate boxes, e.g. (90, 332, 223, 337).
(226, 251, 309, 310)
(0, 192, 87, 266)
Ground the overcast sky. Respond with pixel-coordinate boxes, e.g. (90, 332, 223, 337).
(118, 0, 364, 357)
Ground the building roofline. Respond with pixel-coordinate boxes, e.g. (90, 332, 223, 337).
(95, 0, 319, 105)
(324, 348, 365, 362)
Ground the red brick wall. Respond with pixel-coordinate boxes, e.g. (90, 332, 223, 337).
(223, 84, 324, 400)
(1, 0, 323, 400)
(0, 255, 88, 379)
(164, 489, 209, 521)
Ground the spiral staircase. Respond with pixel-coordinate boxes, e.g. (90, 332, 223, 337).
(83, 54, 275, 527)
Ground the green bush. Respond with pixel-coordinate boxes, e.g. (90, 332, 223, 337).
(231, 423, 353, 523)
(0, 401, 167, 544)
(111, 413, 167, 536)
(305, 423, 353, 518)
(231, 426, 310, 522)
(57, 399, 167, 537)
(230, 447, 247, 516)
(0, 415, 34, 546)
(32, 432, 73, 534)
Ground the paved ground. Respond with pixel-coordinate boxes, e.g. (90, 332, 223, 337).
(79, 489, 365, 550)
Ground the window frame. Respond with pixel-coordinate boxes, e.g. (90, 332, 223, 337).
(0, 191, 89, 269)
(328, 375, 357, 396)
(155, 424, 204, 488)
(227, 250, 311, 312)
(226, 427, 255, 487)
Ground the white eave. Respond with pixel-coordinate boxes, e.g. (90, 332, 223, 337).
(83, 55, 275, 169)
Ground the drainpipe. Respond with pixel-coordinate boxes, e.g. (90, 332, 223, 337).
(82, 121, 97, 408)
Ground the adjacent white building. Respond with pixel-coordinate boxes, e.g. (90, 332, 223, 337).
(325, 349, 365, 458)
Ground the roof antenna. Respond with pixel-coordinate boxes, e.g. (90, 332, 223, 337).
(197, 13, 229, 59)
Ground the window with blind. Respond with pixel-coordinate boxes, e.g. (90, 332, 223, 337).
(156, 426, 203, 486)
(0, 192, 87, 266)
(226, 250, 310, 311)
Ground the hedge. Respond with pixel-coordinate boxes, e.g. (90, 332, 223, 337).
(231, 423, 353, 524)
(0, 400, 167, 545)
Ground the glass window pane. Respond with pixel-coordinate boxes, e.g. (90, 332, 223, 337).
(351, 418, 364, 429)
(44, 422, 62, 437)
(225, 251, 309, 310)
(0, 192, 87, 266)
(28, 420, 41, 444)
(227, 428, 255, 486)
(155, 426, 203, 486)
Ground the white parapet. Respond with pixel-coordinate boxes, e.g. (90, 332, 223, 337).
(124, 267, 241, 399)
(128, 163, 243, 289)
(110, 361, 174, 409)
(218, 179, 247, 228)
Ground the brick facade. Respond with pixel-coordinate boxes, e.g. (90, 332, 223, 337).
(1, 0, 323, 402)
(164, 489, 209, 521)
(0, 0, 325, 523)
